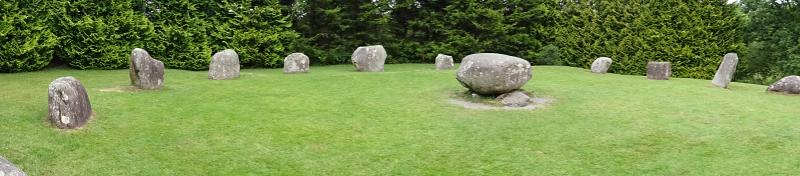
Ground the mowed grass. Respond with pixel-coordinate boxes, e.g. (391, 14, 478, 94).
(2, 64, 800, 175)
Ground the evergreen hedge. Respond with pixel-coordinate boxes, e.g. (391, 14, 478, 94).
(0, 1, 59, 73)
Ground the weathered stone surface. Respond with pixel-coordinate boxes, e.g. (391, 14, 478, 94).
(0, 156, 26, 176)
(129, 48, 164, 89)
(48, 77, 92, 129)
(712, 53, 739, 88)
(351, 45, 387, 72)
(647, 62, 671, 80)
(496, 91, 531, 107)
(456, 53, 532, 95)
(435, 54, 454, 70)
(767, 76, 800, 94)
(208, 49, 240, 80)
(591, 57, 613, 73)
(283, 53, 310, 74)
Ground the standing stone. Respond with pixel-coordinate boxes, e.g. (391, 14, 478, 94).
(496, 91, 531, 107)
(591, 57, 613, 73)
(0, 156, 26, 176)
(208, 49, 240, 80)
(767, 76, 800, 94)
(435, 54, 454, 70)
(351, 45, 387, 72)
(283, 53, 310, 74)
(712, 53, 739, 88)
(456, 53, 532, 95)
(129, 48, 164, 89)
(48, 77, 92, 129)
(647, 62, 671, 80)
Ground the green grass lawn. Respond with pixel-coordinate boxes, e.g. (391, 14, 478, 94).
(2, 64, 800, 175)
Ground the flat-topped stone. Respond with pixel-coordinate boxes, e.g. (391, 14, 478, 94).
(647, 62, 671, 80)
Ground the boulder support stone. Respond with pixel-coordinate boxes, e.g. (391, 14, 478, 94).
(48, 77, 93, 129)
(712, 53, 739, 88)
(129, 48, 164, 89)
(647, 62, 671, 80)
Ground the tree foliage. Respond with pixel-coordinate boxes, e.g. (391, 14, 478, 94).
(738, 0, 800, 84)
(0, 0, 59, 72)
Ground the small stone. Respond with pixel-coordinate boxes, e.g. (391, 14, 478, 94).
(435, 54, 454, 70)
(351, 45, 387, 72)
(48, 77, 92, 129)
(712, 53, 739, 88)
(591, 57, 612, 73)
(208, 49, 240, 80)
(283, 53, 310, 74)
(647, 62, 671, 80)
(0, 156, 26, 176)
(129, 48, 164, 89)
(496, 91, 531, 107)
(767, 76, 800, 94)
(456, 53, 532, 95)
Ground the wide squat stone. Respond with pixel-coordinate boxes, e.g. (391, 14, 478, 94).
(48, 77, 93, 129)
(456, 53, 532, 95)
(351, 45, 387, 72)
(0, 156, 26, 176)
(647, 62, 671, 80)
(496, 91, 531, 107)
(767, 76, 800, 94)
(129, 48, 164, 89)
(208, 49, 240, 80)
(284, 53, 310, 74)
(712, 53, 739, 88)
(591, 57, 613, 73)
(435, 54, 454, 70)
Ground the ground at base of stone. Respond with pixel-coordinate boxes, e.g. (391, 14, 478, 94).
(448, 91, 552, 110)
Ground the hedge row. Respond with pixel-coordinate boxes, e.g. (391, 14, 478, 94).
(0, 0, 294, 72)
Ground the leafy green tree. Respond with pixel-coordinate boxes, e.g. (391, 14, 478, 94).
(739, 0, 800, 84)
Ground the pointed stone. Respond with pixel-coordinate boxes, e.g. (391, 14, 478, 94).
(48, 77, 93, 129)
(208, 49, 240, 80)
(712, 53, 739, 88)
(129, 48, 164, 89)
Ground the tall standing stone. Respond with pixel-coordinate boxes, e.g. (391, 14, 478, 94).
(712, 53, 739, 88)
(435, 54, 454, 70)
(208, 49, 240, 80)
(48, 77, 93, 129)
(351, 45, 387, 72)
(129, 48, 164, 89)
(283, 53, 310, 74)
(767, 76, 800, 94)
(456, 53, 532, 95)
(0, 156, 26, 176)
(647, 62, 671, 80)
(591, 57, 613, 73)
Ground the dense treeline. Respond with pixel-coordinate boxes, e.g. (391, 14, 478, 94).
(1, 0, 798, 84)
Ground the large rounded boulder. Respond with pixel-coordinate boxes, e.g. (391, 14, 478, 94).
(351, 45, 387, 72)
(456, 53, 532, 95)
(208, 49, 240, 80)
(767, 76, 800, 94)
(48, 77, 93, 129)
